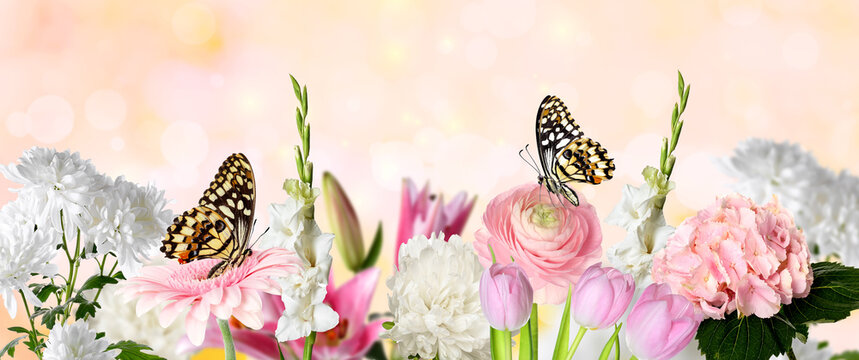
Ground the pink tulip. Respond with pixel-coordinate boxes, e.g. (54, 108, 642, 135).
(479, 263, 534, 331)
(395, 178, 476, 267)
(625, 283, 703, 360)
(570, 264, 635, 329)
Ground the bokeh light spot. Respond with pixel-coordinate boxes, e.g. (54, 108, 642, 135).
(27, 95, 74, 144)
(465, 36, 498, 70)
(782, 31, 819, 70)
(85, 89, 127, 130)
(110, 136, 125, 151)
(160, 121, 209, 167)
(172, 2, 216, 45)
(6, 112, 30, 137)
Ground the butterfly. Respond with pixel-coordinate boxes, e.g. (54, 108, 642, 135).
(160, 153, 256, 278)
(526, 95, 615, 206)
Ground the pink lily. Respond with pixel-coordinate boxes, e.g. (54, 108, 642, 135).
(178, 268, 384, 360)
(395, 178, 476, 267)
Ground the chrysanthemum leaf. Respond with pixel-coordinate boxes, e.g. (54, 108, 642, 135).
(106, 340, 165, 360)
(79, 274, 119, 292)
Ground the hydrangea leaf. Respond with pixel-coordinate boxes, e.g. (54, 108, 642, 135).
(781, 262, 859, 325)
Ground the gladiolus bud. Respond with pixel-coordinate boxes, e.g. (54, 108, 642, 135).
(322, 171, 364, 272)
(625, 283, 703, 360)
(570, 263, 635, 329)
(479, 263, 534, 331)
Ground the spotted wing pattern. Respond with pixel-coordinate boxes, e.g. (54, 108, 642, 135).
(535, 95, 615, 205)
(161, 153, 256, 278)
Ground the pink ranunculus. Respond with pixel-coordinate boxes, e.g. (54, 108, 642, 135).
(625, 283, 703, 360)
(570, 263, 635, 329)
(121, 248, 301, 346)
(395, 179, 476, 268)
(652, 194, 813, 319)
(479, 263, 534, 331)
(474, 183, 602, 304)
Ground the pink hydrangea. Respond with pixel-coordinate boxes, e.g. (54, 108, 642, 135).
(652, 194, 812, 319)
(474, 183, 602, 304)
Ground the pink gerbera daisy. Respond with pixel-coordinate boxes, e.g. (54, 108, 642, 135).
(121, 248, 300, 345)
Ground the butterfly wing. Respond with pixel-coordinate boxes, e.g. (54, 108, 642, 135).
(534, 95, 615, 205)
(198, 153, 256, 256)
(161, 153, 256, 276)
(161, 206, 236, 263)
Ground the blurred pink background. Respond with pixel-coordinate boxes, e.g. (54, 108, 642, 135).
(1, 1, 857, 359)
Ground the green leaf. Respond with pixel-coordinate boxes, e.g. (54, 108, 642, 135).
(107, 340, 166, 360)
(382, 321, 394, 330)
(7, 326, 30, 335)
(30, 283, 61, 303)
(301, 85, 308, 118)
(364, 341, 388, 360)
(833, 351, 859, 360)
(33, 305, 64, 329)
(289, 74, 302, 101)
(696, 312, 796, 360)
(360, 222, 384, 270)
(520, 304, 538, 360)
(113, 271, 126, 281)
(78, 274, 119, 292)
(552, 289, 572, 360)
(677, 71, 685, 96)
(1, 336, 25, 358)
(74, 298, 100, 320)
(782, 262, 859, 325)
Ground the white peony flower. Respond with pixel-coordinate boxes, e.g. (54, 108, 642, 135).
(43, 321, 120, 360)
(89, 283, 187, 359)
(0, 206, 59, 318)
(770, 338, 832, 360)
(0, 147, 109, 235)
(607, 217, 674, 285)
(383, 233, 490, 360)
(804, 171, 859, 266)
(605, 183, 661, 231)
(719, 138, 831, 223)
(274, 266, 338, 341)
(90, 177, 172, 276)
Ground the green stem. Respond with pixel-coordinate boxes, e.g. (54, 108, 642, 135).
(503, 330, 512, 360)
(303, 331, 316, 360)
(630, 356, 639, 360)
(84, 259, 118, 320)
(490, 327, 512, 360)
(564, 326, 588, 360)
(19, 290, 42, 359)
(218, 319, 237, 360)
(518, 304, 538, 360)
(787, 348, 798, 360)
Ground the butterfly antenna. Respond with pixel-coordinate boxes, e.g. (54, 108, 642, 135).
(250, 226, 270, 250)
(519, 145, 541, 174)
(524, 144, 542, 172)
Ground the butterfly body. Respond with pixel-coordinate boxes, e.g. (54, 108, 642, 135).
(161, 153, 256, 278)
(534, 95, 615, 206)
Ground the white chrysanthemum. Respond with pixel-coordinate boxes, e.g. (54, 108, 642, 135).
(0, 208, 59, 318)
(607, 217, 675, 285)
(0, 147, 109, 234)
(770, 338, 832, 360)
(719, 138, 831, 221)
(90, 177, 172, 276)
(383, 233, 490, 360)
(274, 266, 338, 341)
(605, 183, 660, 231)
(257, 198, 307, 250)
(89, 283, 187, 359)
(804, 171, 859, 266)
(43, 321, 120, 360)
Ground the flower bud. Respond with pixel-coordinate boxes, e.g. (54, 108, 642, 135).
(625, 283, 703, 360)
(322, 171, 364, 272)
(479, 263, 533, 331)
(570, 263, 635, 329)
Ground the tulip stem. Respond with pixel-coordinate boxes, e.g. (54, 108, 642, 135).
(519, 304, 538, 360)
(564, 326, 587, 360)
(490, 328, 512, 360)
(218, 319, 236, 360)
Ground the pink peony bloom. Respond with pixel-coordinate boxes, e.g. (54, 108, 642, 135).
(652, 194, 813, 319)
(474, 183, 602, 304)
(179, 268, 385, 360)
(625, 283, 703, 360)
(570, 263, 635, 329)
(122, 248, 300, 346)
(395, 179, 476, 267)
(479, 263, 534, 331)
